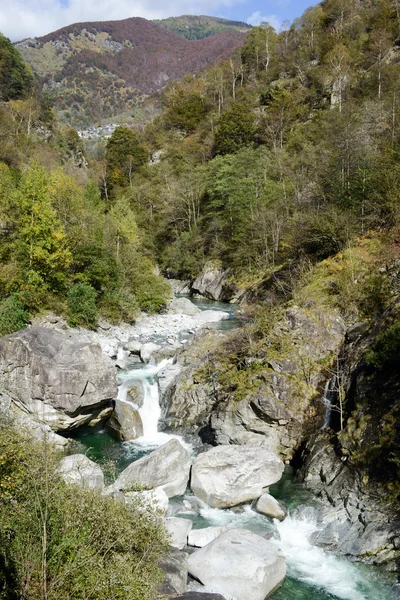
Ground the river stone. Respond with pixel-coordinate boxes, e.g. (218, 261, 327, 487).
(106, 399, 143, 441)
(255, 493, 286, 521)
(0, 326, 117, 431)
(159, 548, 188, 595)
(187, 529, 286, 600)
(58, 454, 104, 489)
(166, 517, 193, 549)
(169, 297, 201, 316)
(128, 381, 145, 408)
(190, 445, 284, 508)
(191, 264, 227, 301)
(140, 342, 160, 364)
(188, 526, 230, 548)
(112, 438, 191, 498)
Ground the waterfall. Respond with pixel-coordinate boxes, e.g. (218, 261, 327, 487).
(321, 377, 336, 429)
(116, 358, 190, 450)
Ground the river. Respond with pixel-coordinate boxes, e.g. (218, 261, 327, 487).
(68, 296, 396, 600)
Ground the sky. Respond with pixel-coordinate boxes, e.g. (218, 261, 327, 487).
(0, 0, 316, 42)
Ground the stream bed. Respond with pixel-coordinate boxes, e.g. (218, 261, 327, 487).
(68, 296, 397, 600)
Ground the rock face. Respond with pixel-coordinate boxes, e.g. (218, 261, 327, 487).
(166, 517, 193, 549)
(106, 399, 143, 441)
(299, 432, 400, 566)
(112, 439, 191, 498)
(58, 454, 104, 489)
(187, 529, 286, 600)
(166, 305, 345, 460)
(159, 548, 188, 596)
(191, 263, 240, 302)
(190, 445, 284, 508)
(0, 327, 117, 431)
(255, 494, 286, 521)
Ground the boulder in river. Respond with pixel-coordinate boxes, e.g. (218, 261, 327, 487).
(190, 445, 284, 508)
(58, 454, 104, 489)
(187, 528, 286, 600)
(168, 297, 201, 316)
(112, 438, 191, 498)
(0, 326, 117, 431)
(188, 526, 230, 548)
(255, 493, 286, 521)
(106, 399, 143, 441)
(166, 517, 193, 549)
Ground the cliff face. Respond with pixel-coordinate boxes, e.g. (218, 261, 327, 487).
(15, 18, 247, 126)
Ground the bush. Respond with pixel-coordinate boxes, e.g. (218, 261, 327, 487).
(0, 423, 168, 600)
(0, 294, 29, 336)
(67, 283, 98, 329)
(99, 288, 138, 324)
(366, 321, 400, 370)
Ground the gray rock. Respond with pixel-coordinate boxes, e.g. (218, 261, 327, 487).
(159, 548, 188, 595)
(106, 399, 143, 441)
(187, 529, 286, 600)
(169, 297, 201, 316)
(166, 517, 193, 549)
(112, 439, 191, 498)
(58, 454, 104, 489)
(168, 279, 192, 295)
(0, 326, 117, 431)
(191, 263, 239, 302)
(125, 340, 142, 355)
(140, 342, 160, 364)
(255, 493, 286, 521)
(190, 445, 284, 508)
(188, 526, 230, 548)
(124, 487, 169, 514)
(127, 381, 145, 408)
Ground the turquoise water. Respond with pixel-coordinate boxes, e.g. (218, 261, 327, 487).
(67, 295, 396, 600)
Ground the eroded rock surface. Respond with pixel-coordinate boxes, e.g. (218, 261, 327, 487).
(0, 326, 117, 431)
(190, 445, 283, 508)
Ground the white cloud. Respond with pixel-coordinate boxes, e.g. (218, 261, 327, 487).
(246, 11, 281, 30)
(0, 0, 245, 41)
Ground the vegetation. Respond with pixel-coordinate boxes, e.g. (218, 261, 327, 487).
(0, 33, 33, 101)
(154, 15, 251, 40)
(0, 421, 168, 600)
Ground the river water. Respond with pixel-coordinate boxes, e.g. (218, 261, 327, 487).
(68, 296, 396, 600)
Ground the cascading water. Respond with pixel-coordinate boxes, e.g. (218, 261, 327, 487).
(116, 358, 190, 449)
(321, 377, 336, 429)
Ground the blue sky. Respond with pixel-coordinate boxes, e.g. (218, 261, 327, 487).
(0, 0, 316, 42)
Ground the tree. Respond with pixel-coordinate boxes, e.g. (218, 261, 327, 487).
(164, 86, 207, 132)
(213, 103, 255, 156)
(105, 127, 148, 190)
(13, 162, 72, 292)
(0, 33, 33, 101)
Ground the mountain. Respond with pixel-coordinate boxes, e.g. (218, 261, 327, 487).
(153, 15, 252, 40)
(15, 17, 247, 127)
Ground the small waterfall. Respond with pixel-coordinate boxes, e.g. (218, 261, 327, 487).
(116, 357, 190, 449)
(321, 377, 336, 429)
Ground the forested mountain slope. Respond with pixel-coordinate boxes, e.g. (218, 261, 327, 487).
(14, 18, 247, 126)
(154, 15, 251, 40)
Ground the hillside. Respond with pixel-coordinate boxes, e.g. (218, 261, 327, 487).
(15, 18, 247, 127)
(153, 15, 252, 40)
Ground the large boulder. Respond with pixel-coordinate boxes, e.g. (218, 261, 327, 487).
(188, 526, 230, 548)
(124, 487, 169, 514)
(187, 529, 286, 600)
(58, 454, 104, 489)
(106, 399, 143, 441)
(166, 517, 193, 549)
(159, 548, 188, 596)
(0, 327, 117, 431)
(190, 445, 284, 508)
(191, 263, 240, 302)
(169, 297, 201, 316)
(112, 439, 191, 498)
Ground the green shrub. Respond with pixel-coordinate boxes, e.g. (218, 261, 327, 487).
(0, 294, 29, 336)
(67, 283, 98, 328)
(365, 321, 400, 370)
(99, 288, 138, 324)
(0, 423, 168, 600)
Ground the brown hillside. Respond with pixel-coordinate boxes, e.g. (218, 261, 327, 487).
(16, 17, 247, 126)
